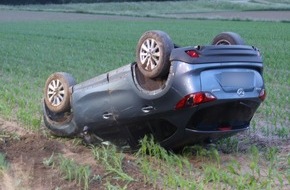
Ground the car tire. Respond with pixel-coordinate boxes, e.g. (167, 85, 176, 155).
(212, 32, 245, 45)
(43, 101, 80, 137)
(136, 30, 174, 79)
(44, 72, 76, 113)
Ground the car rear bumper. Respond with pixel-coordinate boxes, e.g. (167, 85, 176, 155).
(156, 98, 260, 150)
(161, 127, 248, 150)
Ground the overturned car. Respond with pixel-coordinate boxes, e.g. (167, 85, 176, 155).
(43, 30, 266, 150)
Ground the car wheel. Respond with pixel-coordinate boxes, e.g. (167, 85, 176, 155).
(44, 72, 76, 113)
(212, 32, 245, 45)
(136, 30, 174, 79)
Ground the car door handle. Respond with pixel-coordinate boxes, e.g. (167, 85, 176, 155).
(103, 112, 113, 120)
(142, 106, 154, 113)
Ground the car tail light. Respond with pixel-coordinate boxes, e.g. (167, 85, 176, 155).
(175, 92, 216, 110)
(185, 50, 199, 58)
(259, 89, 266, 101)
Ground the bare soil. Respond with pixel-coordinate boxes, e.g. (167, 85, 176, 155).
(0, 10, 160, 22)
(0, 118, 87, 190)
(0, 117, 153, 190)
(169, 11, 290, 21)
(0, 10, 289, 22)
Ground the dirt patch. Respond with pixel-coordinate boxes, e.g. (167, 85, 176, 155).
(0, 118, 153, 189)
(0, 116, 97, 189)
(0, 129, 89, 189)
(0, 117, 32, 136)
(0, 134, 69, 189)
(0, 10, 160, 22)
(169, 11, 290, 21)
(0, 10, 289, 22)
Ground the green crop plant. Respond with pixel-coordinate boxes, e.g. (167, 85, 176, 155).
(105, 181, 128, 190)
(275, 127, 289, 139)
(216, 136, 240, 153)
(42, 153, 55, 167)
(0, 153, 8, 172)
(91, 145, 134, 182)
(249, 145, 260, 177)
(57, 154, 91, 190)
(287, 154, 290, 184)
(137, 136, 204, 189)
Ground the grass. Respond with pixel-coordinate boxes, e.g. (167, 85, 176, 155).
(91, 144, 134, 182)
(0, 1, 289, 189)
(136, 136, 196, 189)
(134, 136, 289, 189)
(0, 18, 289, 138)
(1, 0, 290, 19)
(43, 153, 91, 190)
(58, 154, 91, 189)
(0, 153, 8, 172)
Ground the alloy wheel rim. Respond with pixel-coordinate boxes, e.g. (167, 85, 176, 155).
(47, 79, 65, 107)
(140, 38, 161, 71)
(216, 39, 231, 45)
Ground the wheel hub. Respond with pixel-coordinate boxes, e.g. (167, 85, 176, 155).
(47, 79, 65, 107)
(140, 38, 160, 71)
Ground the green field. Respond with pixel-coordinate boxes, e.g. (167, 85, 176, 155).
(0, 19, 289, 132)
(0, 8, 289, 189)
